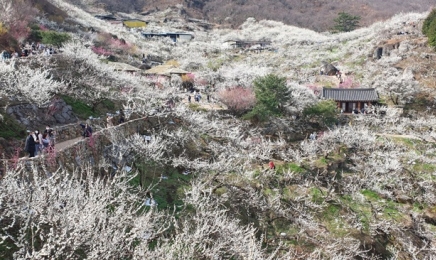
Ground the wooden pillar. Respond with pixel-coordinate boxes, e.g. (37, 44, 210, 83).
(357, 102, 361, 110)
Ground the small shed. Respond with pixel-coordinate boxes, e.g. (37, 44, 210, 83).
(322, 88, 378, 113)
(142, 32, 194, 42)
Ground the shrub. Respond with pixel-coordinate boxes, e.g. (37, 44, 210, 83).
(423, 9, 436, 35)
(303, 100, 338, 126)
(40, 31, 70, 47)
(218, 87, 256, 114)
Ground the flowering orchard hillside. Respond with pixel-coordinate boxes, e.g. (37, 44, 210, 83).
(1, 0, 436, 258)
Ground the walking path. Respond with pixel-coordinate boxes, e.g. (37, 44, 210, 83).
(54, 137, 83, 151)
(17, 95, 225, 161)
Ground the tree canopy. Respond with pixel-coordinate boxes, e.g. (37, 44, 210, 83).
(40, 31, 71, 47)
(303, 100, 338, 126)
(245, 74, 290, 121)
(423, 8, 436, 48)
(333, 12, 361, 32)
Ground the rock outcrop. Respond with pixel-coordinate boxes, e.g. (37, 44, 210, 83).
(6, 98, 77, 130)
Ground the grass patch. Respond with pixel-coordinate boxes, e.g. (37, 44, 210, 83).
(391, 137, 422, 152)
(61, 95, 97, 119)
(340, 195, 371, 233)
(321, 203, 350, 237)
(188, 103, 207, 112)
(311, 187, 324, 204)
(214, 187, 227, 196)
(313, 157, 328, 169)
(277, 163, 305, 174)
(133, 161, 192, 211)
(282, 185, 300, 200)
(62, 95, 116, 119)
(361, 189, 380, 201)
(413, 163, 436, 173)
(361, 190, 405, 222)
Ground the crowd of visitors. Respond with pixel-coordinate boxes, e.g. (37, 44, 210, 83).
(1, 42, 56, 62)
(24, 125, 54, 158)
(79, 123, 93, 138)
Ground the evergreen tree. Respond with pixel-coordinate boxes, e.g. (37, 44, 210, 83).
(333, 12, 361, 32)
(303, 100, 338, 126)
(244, 74, 290, 121)
(423, 8, 436, 48)
(40, 31, 71, 47)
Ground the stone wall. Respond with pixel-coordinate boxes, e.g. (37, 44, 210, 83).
(6, 98, 77, 130)
(52, 117, 106, 143)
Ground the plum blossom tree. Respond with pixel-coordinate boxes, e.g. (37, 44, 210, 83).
(218, 86, 256, 114)
(0, 0, 38, 43)
(0, 62, 62, 107)
(0, 164, 171, 259)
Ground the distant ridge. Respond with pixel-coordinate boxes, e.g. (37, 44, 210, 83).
(74, 0, 435, 31)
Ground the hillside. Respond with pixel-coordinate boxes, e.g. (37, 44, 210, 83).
(1, 0, 436, 259)
(69, 0, 434, 31)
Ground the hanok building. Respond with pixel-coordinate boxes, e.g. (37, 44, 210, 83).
(142, 32, 194, 42)
(224, 40, 272, 50)
(322, 88, 379, 113)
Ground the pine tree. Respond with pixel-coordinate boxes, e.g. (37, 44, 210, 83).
(423, 9, 436, 48)
(244, 74, 290, 121)
(333, 12, 361, 32)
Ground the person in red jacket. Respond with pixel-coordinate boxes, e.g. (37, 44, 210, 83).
(269, 161, 275, 170)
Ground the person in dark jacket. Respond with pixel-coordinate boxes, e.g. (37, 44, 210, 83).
(25, 131, 36, 157)
(79, 123, 93, 137)
(119, 108, 125, 124)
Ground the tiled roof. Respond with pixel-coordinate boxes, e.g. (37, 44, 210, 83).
(322, 88, 378, 102)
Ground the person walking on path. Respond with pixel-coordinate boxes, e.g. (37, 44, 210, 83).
(34, 130, 43, 156)
(79, 123, 93, 137)
(44, 125, 55, 147)
(269, 161, 275, 170)
(188, 95, 191, 103)
(119, 108, 125, 124)
(25, 131, 36, 158)
(42, 133, 50, 150)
